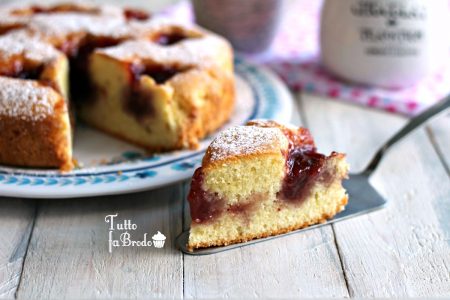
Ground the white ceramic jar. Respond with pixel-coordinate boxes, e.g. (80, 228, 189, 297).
(320, 0, 450, 88)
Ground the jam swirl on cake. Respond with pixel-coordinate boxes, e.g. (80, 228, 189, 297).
(187, 120, 349, 250)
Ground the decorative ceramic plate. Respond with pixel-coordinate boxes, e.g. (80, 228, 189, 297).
(0, 58, 293, 198)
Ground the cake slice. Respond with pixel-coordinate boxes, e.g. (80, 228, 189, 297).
(0, 33, 72, 170)
(0, 78, 72, 170)
(81, 22, 234, 150)
(187, 120, 349, 250)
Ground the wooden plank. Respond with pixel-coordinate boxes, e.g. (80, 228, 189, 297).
(183, 226, 349, 298)
(182, 99, 349, 298)
(301, 94, 450, 297)
(428, 113, 450, 174)
(297, 93, 407, 172)
(0, 199, 35, 300)
(16, 186, 183, 299)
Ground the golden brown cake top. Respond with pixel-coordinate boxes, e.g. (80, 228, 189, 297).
(203, 124, 289, 165)
(0, 77, 62, 121)
(0, 33, 67, 117)
(0, 3, 153, 47)
(0, 2, 123, 17)
(202, 120, 322, 167)
(97, 19, 232, 70)
(0, 3, 125, 36)
(30, 14, 123, 36)
(0, 32, 62, 64)
(246, 119, 316, 149)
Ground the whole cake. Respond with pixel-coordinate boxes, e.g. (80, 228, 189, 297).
(0, 3, 234, 170)
(187, 120, 349, 250)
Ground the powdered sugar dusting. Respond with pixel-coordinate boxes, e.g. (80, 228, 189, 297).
(0, 32, 61, 63)
(0, 3, 126, 42)
(0, 77, 58, 121)
(0, 4, 230, 68)
(29, 13, 125, 39)
(0, 3, 124, 36)
(101, 33, 227, 67)
(208, 126, 287, 162)
(99, 17, 230, 68)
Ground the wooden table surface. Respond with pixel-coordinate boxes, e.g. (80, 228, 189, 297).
(1, 0, 450, 299)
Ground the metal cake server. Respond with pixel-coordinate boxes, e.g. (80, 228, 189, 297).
(176, 95, 450, 255)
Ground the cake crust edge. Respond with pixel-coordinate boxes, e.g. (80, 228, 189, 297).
(187, 195, 348, 251)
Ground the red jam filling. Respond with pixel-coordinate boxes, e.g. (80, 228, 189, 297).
(188, 168, 260, 224)
(10, 5, 150, 21)
(130, 64, 180, 84)
(0, 59, 62, 92)
(123, 64, 182, 121)
(188, 148, 328, 224)
(14, 67, 43, 80)
(277, 146, 326, 203)
(75, 38, 123, 59)
(0, 25, 25, 36)
(124, 8, 151, 21)
(188, 125, 332, 223)
(66, 37, 123, 102)
(124, 88, 155, 123)
(153, 33, 188, 46)
(0, 63, 43, 81)
(0, 58, 51, 83)
(276, 126, 329, 204)
(188, 168, 225, 224)
(280, 126, 315, 149)
(11, 5, 100, 16)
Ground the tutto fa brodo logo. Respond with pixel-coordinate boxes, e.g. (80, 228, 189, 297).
(105, 213, 166, 253)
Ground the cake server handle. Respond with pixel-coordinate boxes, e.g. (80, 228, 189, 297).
(364, 95, 450, 174)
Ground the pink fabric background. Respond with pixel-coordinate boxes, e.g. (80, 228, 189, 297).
(163, 0, 450, 116)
